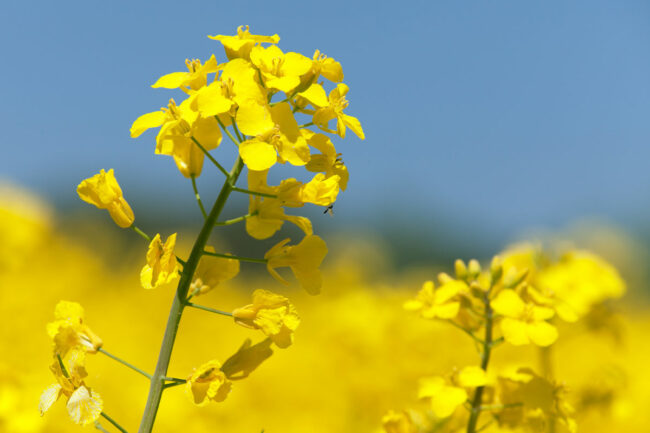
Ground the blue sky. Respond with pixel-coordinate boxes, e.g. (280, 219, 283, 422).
(2, 0, 650, 249)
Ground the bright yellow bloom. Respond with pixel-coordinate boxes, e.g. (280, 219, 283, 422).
(221, 338, 274, 380)
(233, 290, 300, 348)
(39, 354, 102, 426)
(130, 99, 222, 178)
(265, 235, 328, 295)
(382, 410, 417, 433)
(457, 366, 490, 388)
(209, 25, 280, 60)
(140, 233, 180, 289)
(250, 45, 313, 93)
(308, 49, 344, 83)
(537, 251, 625, 322)
(189, 246, 240, 297)
(418, 376, 467, 418)
(77, 169, 134, 228)
(304, 129, 349, 190)
(238, 102, 310, 170)
(404, 280, 466, 320)
(151, 55, 219, 91)
(185, 360, 231, 406)
(491, 289, 558, 346)
(309, 83, 365, 139)
(46, 301, 102, 356)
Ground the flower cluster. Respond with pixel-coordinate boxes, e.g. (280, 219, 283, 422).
(48, 26, 361, 432)
(40, 301, 103, 426)
(389, 244, 625, 433)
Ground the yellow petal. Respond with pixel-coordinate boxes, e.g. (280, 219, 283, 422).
(239, 139, 277, 171)
(151, 72, 190, 89)
(431, 386, 467, 418)
(130, 111, 166, 138)
(39, 384, 62, 416)
(526, 321, 558, 347)
(298, 83, 329, 107)
(500, 317, 530, 346)
(458, 366, 489, 388)
(491, 290, 526, 318)
(66, 386, 102, 426)
(236, 101, 274, 136)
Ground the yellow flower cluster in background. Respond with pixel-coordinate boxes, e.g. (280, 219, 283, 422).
(0, 188, 648, 432)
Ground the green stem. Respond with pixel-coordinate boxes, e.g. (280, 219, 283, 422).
(190, 136, 229, 176)
(298, 122, 314, 128)
(131, 226, 152, 242)
(98, 347, 152, 380)
(185, 302, 233, 317)
(137, 156, 245, 433)
(202, 250, 267, 264)
(231, 186, 277, 199)
(479, 403, 523, 411)
(447, 320, 485, 346)
(101, 412, 129, 433)
(191, 176, 208, 220)
(231, 117, 244, 142)
(214, 212, 257, 226)
(466, 289, 494, 433)
(162, 381, 186, 390)
(214, 116, 241, 146)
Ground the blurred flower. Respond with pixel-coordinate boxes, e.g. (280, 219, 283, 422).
(220, 338, 274, 380)
(403, 280, 464, 320)
(491, 289, 558, 347)
(140, 233, 179, 289)
(77, 169, 134, 228)
(265, 235, 328, 295)
(39, 353, 102, 426)
(46, 301, 102, 356)
(189, 246, 239, 297)
(233, 290, 300, 348)
(382, 410, 417, 433)
(418, 376, 467, 418)
(185, 360, 231, 406)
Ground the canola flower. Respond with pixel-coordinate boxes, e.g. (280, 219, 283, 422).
(43, 25, 363, 433)
(390, 246, 625, 433)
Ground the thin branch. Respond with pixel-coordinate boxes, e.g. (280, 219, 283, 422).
(202, 250, 268, 264)
(98, 348, 152, 380)
(231, 186, 277, 199)
(101, 412, 129, 433)
(190, 136, 229, 176)
(185, 302, 233, 317)
(214, 212, 257, 226)
(214, 116, 241, 146)
(191, 176, 208, 220)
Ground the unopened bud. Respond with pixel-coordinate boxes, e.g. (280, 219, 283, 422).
(455, 259, 468, 280)
(468, 259, 481, 279)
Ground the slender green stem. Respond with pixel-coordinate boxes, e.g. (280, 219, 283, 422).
(162, 381, 186, 390)
(479, 403, 523, 411)
(57, 354, 69, 378)
(98, 348, 152, 380)
(214, 212, 257, 226)
(131, 226, 152, 242)
(190, 136, 229, 176)
(202, 250, 267, 264)
(163, 377, 186, 383)
(214, 116, 241, 146)
(298, 122, 314, 128)
(94, 421, 111, 433)
(191, 176, 208, 220)
(466, 289, 495, 433)
(231, 186, 277, 199)
(231, 117, 244, 142)
(138, 156, 245, 433)
(101, 412, 129, 433)
(185, 302, 233, 317)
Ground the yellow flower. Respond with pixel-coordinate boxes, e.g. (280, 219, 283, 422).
(537, 250, 625, 322)
(46, 301, 103, 356)
(185, 360, 231, 406)
(382, 410, 417, 433)
(491, 289, 558, 347)
(265, 235, 328, 295)
(209, 25, 280, 60)
(189, 246, 239, 297)
(307, 49, 344, 83)
(250, 45, 313, 93)
(151, 55, 219, 91)
(418, 376, 467, 418)
(310, 83, 365, 139)
(39, 354, 102, 426)
(140, 233, 180, 289)
(404, 280, 466, 320)
(221, 338, 274, 380)
(130, 99, 222, 178)
(304, 129, 349, 190)
(233, 290, 300, 348)
(238, 102, 310, 171)
(77, 169, 134, 228)
(457, 366, 491, 388)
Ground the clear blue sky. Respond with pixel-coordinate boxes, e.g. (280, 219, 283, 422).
(2, 0, 650, 249)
